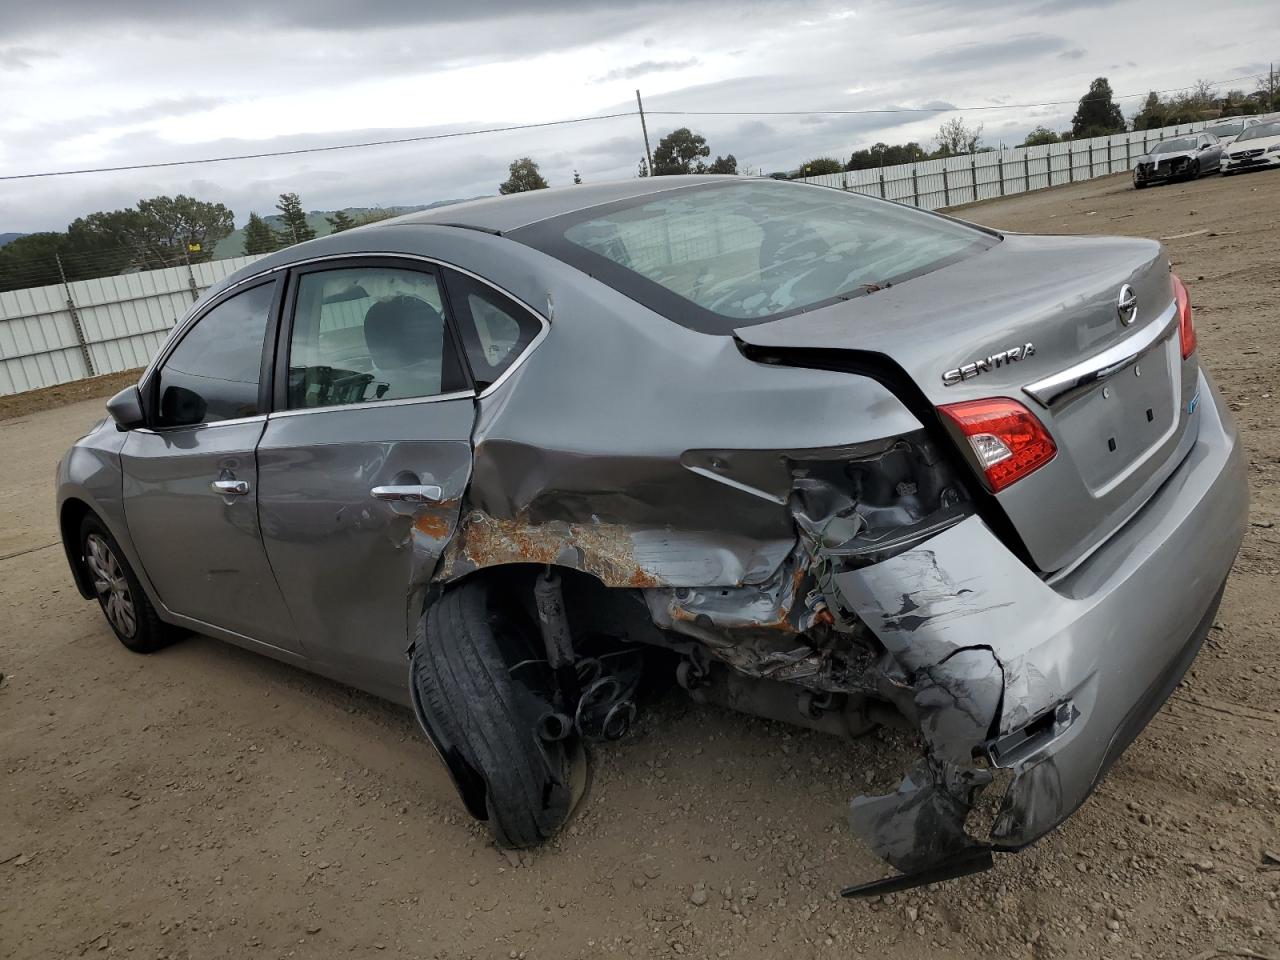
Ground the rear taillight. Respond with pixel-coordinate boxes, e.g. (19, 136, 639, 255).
(938, 398, 1057, 492)
(1172, 273, 1196, 359)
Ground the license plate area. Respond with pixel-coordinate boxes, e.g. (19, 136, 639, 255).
(1054, 338, 1179, 494)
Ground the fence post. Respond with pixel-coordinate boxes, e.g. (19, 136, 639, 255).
(878, 170, 885, 199)
(55, 253, 95, 378)
(1106, 138, 1112, 173)
(1088, 141, 1094, 179)
(182, 249, 201, 303)
(911, 166, 919, 207)
(1023, 152, 1029, 189)
(997, 155, 1005, 196)
(970, 156, 977, 202)
(942, 166, 950, 207)
(1068, 144, 1075, 183)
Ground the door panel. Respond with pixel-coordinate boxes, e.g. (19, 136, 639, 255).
(121, 421, 300, 650)
(256, 399, 475, 700)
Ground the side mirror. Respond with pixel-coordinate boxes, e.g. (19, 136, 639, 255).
(106, 386, 146, 431)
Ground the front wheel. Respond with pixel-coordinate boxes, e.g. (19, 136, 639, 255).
(411, 578, 580, 849)
(1189, 161, 1201, 181)
(79, 514, 173, 653)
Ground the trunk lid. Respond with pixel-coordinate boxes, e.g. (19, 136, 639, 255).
(735, 233, 1199, 572)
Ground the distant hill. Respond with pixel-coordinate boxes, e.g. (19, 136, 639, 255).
(0, 232, 27, 248)
(214, 199, 481, 258)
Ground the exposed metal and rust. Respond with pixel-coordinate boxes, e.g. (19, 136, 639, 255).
(437, 510, 664, 588)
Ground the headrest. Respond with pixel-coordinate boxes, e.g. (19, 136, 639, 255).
(363, 295, 443, 370)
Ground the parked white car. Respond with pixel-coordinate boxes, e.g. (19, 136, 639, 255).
(1202, 117, 1258, 147)
(1220, 119, 1280, 176)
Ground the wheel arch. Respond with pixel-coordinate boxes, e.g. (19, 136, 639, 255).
(58, 497, 97, 600)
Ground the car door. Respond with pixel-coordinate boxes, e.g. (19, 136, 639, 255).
(120, 277, 301, 652)
(255, 258, 485, 702)
(1200, 134, 1222, 170)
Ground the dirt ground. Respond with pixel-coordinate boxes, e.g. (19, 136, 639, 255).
(1, 170, 1277, 960)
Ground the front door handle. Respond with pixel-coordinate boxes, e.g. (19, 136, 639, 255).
(371, 484, 443, 504)
(212, 479, 250, 496)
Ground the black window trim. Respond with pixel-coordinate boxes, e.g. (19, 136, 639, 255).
(270, 255, 476, 415)
(139, 275, 283, 432)
(509, 179, 1001, 336)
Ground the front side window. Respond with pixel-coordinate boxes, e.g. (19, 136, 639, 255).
(512, 180, 996, 334)
(286, 266, 466, 409)
(155, 281, 274, 427)
(445, 272, 541, 389)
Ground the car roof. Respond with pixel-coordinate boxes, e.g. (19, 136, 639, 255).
(387, 175, 741, 234)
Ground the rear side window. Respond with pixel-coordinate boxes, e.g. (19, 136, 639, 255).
(512, 180, 996, 334)
(155, 281, 274, 427)
(444, 272, 541, 389)
(286, 265, 467, 409)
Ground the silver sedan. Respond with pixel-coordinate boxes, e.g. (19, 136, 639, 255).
(56, 177, 1246, 894)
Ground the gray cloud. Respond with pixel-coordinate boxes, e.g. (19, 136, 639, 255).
(594, 59, 699, 83)
(7, 96, 230, 139)
(922, 33, 1070, 71)
(1058, 48, 1087, 60)
(0, 45, 56, 70)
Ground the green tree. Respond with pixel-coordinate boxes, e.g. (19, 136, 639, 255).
(274, 193, 315, 246)
(573, 169, 583, 185)
(934, 118, 983, 157)
(1022, 126, 1062, 147)
(1071, 77, 1126, 138)
(499, 158, 550, 194)
(637, 157, 650, 178)
(652, 128, 711, 175)
(0, 232, 73, 291)
(845, 142, 929, 170)
(706, 154, 738, 174)
(67, 195, 233, 271)
(796, 157, 843, 177)
(325, 210, 357, 233)
(243, 213, 278, 255)
(1131, 91, 1167, 131)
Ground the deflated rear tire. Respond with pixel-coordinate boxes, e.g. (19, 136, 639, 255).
(411, 578, 579, 849)
(79, 514, 173, 654)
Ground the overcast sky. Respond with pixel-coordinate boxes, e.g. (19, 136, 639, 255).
(1, 0, 1277, 232)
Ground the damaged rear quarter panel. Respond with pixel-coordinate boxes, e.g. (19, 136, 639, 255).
(437, 253, 923, 590)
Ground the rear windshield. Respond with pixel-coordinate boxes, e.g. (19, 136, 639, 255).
(511, 180, 997, 334)
(1205, 121, 1244, 137)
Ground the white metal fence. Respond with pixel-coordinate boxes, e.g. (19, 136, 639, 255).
(0, 255, 264, 396)
(797, 120, 1212, 206)
(0, 119, 1218, 397)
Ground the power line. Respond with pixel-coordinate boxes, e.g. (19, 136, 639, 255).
(0, 113, 638, 182)
(0, 71, 1268, 183)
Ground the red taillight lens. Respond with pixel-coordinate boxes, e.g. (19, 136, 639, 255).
(1172, 273, 1196, 360)
(938, 397, 1057, 492)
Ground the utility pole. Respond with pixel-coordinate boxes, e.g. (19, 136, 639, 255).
(636, 89, 654, 176)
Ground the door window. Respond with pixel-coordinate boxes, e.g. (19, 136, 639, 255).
(286, 266, 466, 409)
(155, 281, 275, 427)
(445, 273, 542, 389)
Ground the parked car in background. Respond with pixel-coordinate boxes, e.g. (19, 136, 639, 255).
(1220, 119, 1280, 176)
(1133, 133, 1223, 187)
(1201, 117, 1258, 148)
(56, 177, 1245, 895)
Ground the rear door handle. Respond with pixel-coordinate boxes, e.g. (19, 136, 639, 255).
(211, 479, 250, 496)
(370, 484, 443, 504)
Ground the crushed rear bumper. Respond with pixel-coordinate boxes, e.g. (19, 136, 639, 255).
(832, 369, 1246, 893)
